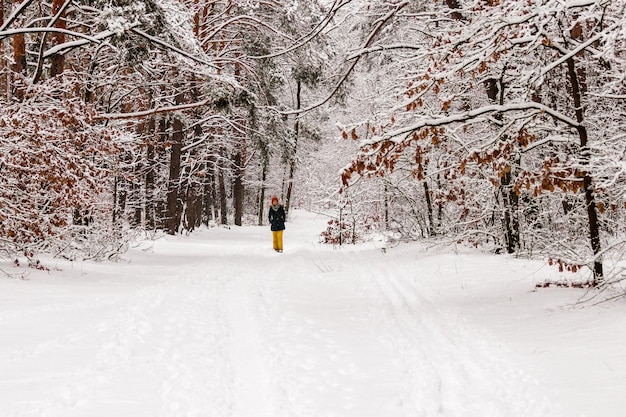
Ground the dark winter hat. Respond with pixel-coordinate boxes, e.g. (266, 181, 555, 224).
(271, 196, 279, 204)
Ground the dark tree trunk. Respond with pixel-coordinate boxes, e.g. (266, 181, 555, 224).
(73, 207, 91, 226)
(10, 1, 25, 72)
(258, 161, 267, 226)
(145, 117, 156, 229)
(156, 117, 169, 229)
(113, 148, 131, 225)
(500, 169, 520, 253)
(185, 187, 197, 232)
(117, 178, 127, 221)
(130, 121, 145, 228)
(383, 182, 389, 230)
(12, 39, 26, 78)
(423, 179, 435, 237)
(493, 70, 520, 254)
(232, 124, 246, 227)
(566, 56, 603, 283)
(203, 156, 216, 225)
(166, 93, 184, 235)
(285, 78, 301, 216)
(11, 0, 26, 100)
(194, 188, 203, 228)
(218, 151, 228, 225)
(133, 195, 142, 226)
(485, 78, 498, 101)
(233, 149, 244, 226)
(0, 0, 5, 100)
(49, 0, 65, 77)
(444, 0, 463, 20)
(112, 177, 118, 224)
(166, 130, 182, 234)
(436, 162, 443, 229)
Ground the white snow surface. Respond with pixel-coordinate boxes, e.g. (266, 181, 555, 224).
(1, 210, 625, 417)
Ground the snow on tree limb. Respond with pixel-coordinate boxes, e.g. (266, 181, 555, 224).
(0, 27, 102, 43)
(0, 0, 36, 32)
(279, 1, 409, 116)
(131, 28, 218, 69)
(41, 27, 123, 57)
(94, 99, 211, 120)
(375, 102, 581, 145)
(248, 0, 352, 60)
(538, 25, 615, 78)
(202, 15, 295, 50)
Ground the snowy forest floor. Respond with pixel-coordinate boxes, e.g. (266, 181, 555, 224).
(1, 210, 625, 417)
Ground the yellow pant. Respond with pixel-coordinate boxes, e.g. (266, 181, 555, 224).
(272, 230, 283, 252)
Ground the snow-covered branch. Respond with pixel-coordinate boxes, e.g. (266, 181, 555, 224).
(377, 103, 580, 145)
(95, 99, 211, 120)
(0, 0, 37, 32)
(279, 1, 409, 116)
(247, 0, 353, 60)
(0, 27, 101, 43)
(131, 28, 217, 69)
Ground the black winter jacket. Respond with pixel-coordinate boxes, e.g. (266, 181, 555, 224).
(268, 204, 286, 231)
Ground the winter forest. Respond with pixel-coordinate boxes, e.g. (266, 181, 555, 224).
(1, 0, 626, 289)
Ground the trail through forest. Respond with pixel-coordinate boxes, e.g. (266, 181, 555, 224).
(2, 211, 624, 417)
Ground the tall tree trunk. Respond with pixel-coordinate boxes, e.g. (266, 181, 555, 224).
(166, 128, 182, 234)
(11, 0, 26, 101)
(113, 145, 131, 225)
(112, 175, 119, 224)
(218, 153, 228, 225)
(132, 187, 142, 227)
(232, 120, 246, 226)
(233, 148, 244, 226)
(145, 146, 156, 229)
(167, 93, 184, 235)
(285, 78, 301, 216)
(423, 179, 435, 237)
(566, 55, 603, 283)
(128, 121, 145, 227)
(185, 185, 197, 232)
(194, 186, 203, 228)
(383, 182, 389, 230)
(49, 0, 65, 77)
(117, 170, 127, 222)
(500, 169, 520, 253)
(203, 155, 216, 226)
(144, 117, 156, 229)
(436, 159, 444, 229)
(0, 0, 6, 100)
(155, 117, 168, 229)
(258, 160, 267, 226)
(499, 162, 520, 254)
(494, 73, 520, 254)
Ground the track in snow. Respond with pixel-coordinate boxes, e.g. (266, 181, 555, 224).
(0, 211, 559, 417)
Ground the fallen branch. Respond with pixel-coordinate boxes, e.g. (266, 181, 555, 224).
(535, 280, 595, 289)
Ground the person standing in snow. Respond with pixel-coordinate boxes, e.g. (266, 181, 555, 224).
(268, 196, 286, 252)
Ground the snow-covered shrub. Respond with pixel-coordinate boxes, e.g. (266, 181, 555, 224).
(0, 78, 127, 260)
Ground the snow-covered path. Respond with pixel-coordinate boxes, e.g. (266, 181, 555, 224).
(0, 210, 598, 416)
